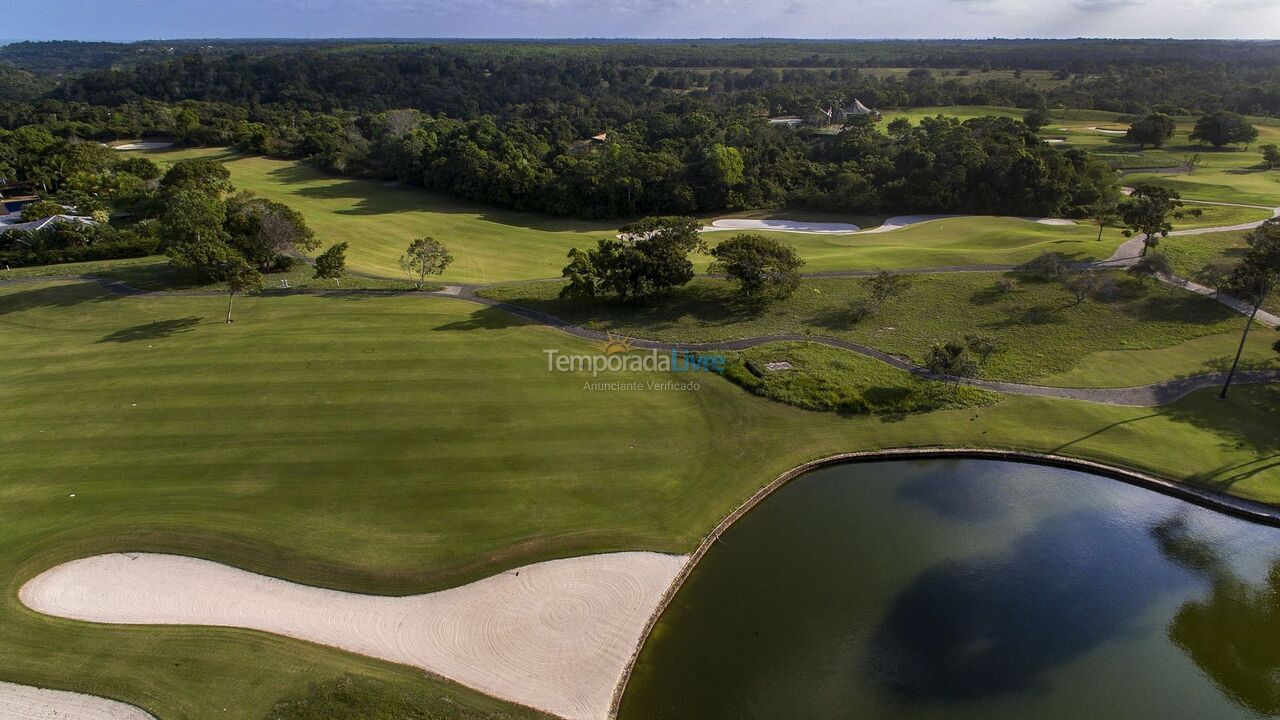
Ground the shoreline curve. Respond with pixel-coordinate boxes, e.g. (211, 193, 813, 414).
(606, 447, 1280, 717)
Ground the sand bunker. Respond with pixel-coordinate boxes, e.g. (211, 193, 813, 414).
(0, 681, 155, 720)
(21, 552, 686, 720)
(1091, 126, 1128, 135)
(861, 214, 1075, 234)
(704, 218, 860, 234)
(111, 142, 173, 151)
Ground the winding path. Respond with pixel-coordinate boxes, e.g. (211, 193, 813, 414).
(435, 286, 1280, 407)
(3, 270, 1277, 406)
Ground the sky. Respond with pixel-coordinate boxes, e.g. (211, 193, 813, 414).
(3, 0, 1279, 41)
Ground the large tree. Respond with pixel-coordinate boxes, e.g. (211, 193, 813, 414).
(1190, 111, 1259, 149)
(224, 191, 318, 271)
(1118, 185, 1197, 256)
(160, 189, 231, 279)
(1126, 112, 1176, 149)
(1219, 219, 1280, 398)
(159, 158, 233, 196)
(708, 233, 805, 299)
(561, 216, 705, 301)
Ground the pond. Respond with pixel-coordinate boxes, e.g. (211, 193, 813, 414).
(619, 458, 1280, 719)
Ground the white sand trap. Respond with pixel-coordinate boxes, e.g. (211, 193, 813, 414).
(111, 142, 173, 151)
(861, 214, 1074, 234)
(704, 218, 860, 234)
(860, 214, 961, 233)
(1091, 126, 1128, 135)
(21, 552, 685, 720)
(0, 681, 155, 720)
(1045, 138, 1067, 144)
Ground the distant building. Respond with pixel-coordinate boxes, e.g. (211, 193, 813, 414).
(567, 132, 611, 155)
(767, 116, 805, 127)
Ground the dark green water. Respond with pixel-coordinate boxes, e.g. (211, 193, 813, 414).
(620, 459, 1280, 719)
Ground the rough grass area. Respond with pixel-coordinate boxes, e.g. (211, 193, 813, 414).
(265, 674, 549, 720)
(1161, 231, 1280, 315)
(723, 342, 999, 413)
(481, 272, 1280, 385)
(3, 279, 1280, 720)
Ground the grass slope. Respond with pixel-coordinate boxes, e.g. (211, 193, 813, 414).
(2, 279, 1280, 720)
(134, 148, 615, 284)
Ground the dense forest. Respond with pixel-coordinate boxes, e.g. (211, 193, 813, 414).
(1, 39, 1275, 222)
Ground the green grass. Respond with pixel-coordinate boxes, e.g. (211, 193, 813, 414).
(3, 278, 1280, 720)
(722, 342, 999, 412)
(707, 215, 1128, 270)
(133, 148, 617, 284)
(2, 255, 427, 293)
(130, 139, 1274, 288)
(480, 272, 1280, 385)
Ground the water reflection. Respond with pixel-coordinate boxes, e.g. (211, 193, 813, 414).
(866, 510, 1192, 699)
(895, 461, 1006, 521)
(1157, 517, 1280, 716)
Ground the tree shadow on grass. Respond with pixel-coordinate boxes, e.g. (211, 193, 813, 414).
(0, 282, 119, 316)
(1168, 384, 1280, 490)
(1132, 293, 1237, 325)
(983, 303, 1068, 330)
(489, 282, 759, 333)
(429, 305, 534, 332)
(97, 316, 203, 343)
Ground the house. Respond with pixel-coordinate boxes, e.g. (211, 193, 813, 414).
(0, 214, 97, 234)
(767, 116, 805, 127)
(832, 99, 878, 123)
(567, 132, 611, 155)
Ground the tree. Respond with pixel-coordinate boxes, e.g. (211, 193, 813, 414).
(1262, 144, 1280, 170)
(708, 233, 804, 299)
(1127, 251, 1174, 284)
(1087, 198, 1119, 243)
(1060, 268, 1104, 306)
(964, 334, 999, 364)
(1193, 260, 1234, 299)
(1119, 185, 1194, 256)
(561, 217, 705, 301)
(221, 255, 262, 324)
(160, 158, 232, 196)
(19, 199, 64, 221)
(224, 192, 318, 270)
(161, 189, 231, 279)
(400, 236, 452, 290)
(863, 270, 912, 312)
(1023, 106, 1051, 133)
(1220, 219, 1280, 398)
(1126, 113, 1176, 149)
(924, 341, 979, 381)
(313, 242, 349, 286)
(1190, 111, 1259, 149)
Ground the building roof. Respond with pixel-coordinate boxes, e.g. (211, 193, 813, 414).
(0, 215, 97, 234)
(844, 99, 874, 115)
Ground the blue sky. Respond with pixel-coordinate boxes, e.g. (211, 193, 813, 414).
(3, 0, 1278, 40)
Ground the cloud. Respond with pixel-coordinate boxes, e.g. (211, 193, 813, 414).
(1072, 0, 1141, 11)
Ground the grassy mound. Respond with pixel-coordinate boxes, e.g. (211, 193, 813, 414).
(723, 342, 998, 413)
